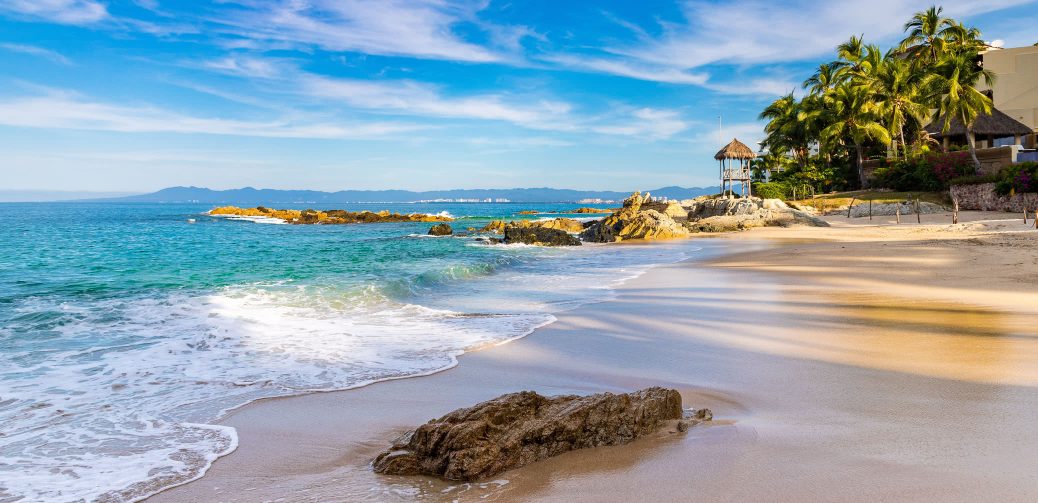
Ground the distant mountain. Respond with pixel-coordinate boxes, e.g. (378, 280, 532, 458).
(94, 186, 717, 204)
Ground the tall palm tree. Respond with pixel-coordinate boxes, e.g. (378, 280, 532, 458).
(817, 83, 892, 187)
(871, 57, 930, 159)
(759, 94, 812, 168)
(929, 52, 996, 171)
(803, 63, 839, 95)
(899, 6, 955, 64)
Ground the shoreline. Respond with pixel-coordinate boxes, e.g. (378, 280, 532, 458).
(150, 211, 1038, 502)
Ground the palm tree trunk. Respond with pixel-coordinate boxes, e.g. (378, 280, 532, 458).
(899, 126, 907, 160)
(855, 143, 867, 188)
(966, 129, 981, 174)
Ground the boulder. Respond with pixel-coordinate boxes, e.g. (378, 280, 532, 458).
(641, 200, 688, 219)
(684, 197, 828, 232)
(580, 193, 690, 242)
(372, 387, 700, 481)
(503, 225, 581, 246)
(428, 223, 453, 236)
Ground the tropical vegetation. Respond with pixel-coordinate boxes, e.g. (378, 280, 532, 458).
(756, 5, 1000, 193)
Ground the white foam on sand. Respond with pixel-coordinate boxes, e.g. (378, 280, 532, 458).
(0, 241, 697, 502)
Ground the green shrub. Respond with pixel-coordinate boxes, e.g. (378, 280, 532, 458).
(994, 162, 1038, 196)
(753, 181, 790, 199)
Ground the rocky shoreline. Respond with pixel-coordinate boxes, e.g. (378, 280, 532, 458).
(209, 192, 827, 245)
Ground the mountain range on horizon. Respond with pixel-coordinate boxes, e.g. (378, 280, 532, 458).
(75, 185, 719, 204)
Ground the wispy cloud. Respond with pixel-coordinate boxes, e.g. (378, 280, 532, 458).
(543, 0, 1034, 93)
(302, 75, 577, 131)
(0, 90, 428, 139)
(0, 43, 72, 65)
(209, 0, 515, 63)
(592, 108, 690, 140)
(0, 0, 109, 25)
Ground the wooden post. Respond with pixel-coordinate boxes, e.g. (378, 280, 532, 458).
(1034, 210, 1037, 229)
(896, 202, 901, 224)
(847, 197, 856, 218)
(1025, 207, 1028, 225)
(869, 199, 873, 220)
(916, 197, 921, 224)
(792, 187, 797, 201)
(952, 196, 959, 224)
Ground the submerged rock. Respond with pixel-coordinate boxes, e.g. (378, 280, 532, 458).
(580, 192, 690, 242)
(428, 223, 453, 236)
(372, 387, 691, 481)
(503, 225, 581, 246)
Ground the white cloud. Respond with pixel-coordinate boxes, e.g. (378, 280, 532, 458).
(593, 108, 690, 140)
(0, 43, 72, 65)
(0, 91, 427, 139)
(201, 55, 285, 78)
(544, 0, 1034, 92)
(302, 75, 577, 131)
(0, 0, 109, 24)
(211, 0, 509, 63)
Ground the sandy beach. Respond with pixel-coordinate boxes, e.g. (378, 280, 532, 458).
(150, 211, 1038, 502)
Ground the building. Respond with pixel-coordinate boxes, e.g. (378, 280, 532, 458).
(978, 45, 1038, 149)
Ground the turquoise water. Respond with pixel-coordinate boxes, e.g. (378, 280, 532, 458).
(0, 202, 695, 502)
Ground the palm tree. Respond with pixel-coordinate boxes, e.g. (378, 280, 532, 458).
(871, 56, 930, 159)
(817, 83, 892, 187)
(803, 63, 840, 95)
(929, 52, 996, 171)
(759, 94, 812, 168)
(899, 6, 955, 64)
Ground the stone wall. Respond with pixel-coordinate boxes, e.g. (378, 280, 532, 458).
(950, 182, 1038, 212)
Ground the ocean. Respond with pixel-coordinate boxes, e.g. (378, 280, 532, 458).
(0, 202, 697, 502)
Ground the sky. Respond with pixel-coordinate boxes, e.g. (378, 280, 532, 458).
(0, 0, 1035, 193)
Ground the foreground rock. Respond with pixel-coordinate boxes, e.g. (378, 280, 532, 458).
(581, 192, 690, 242)
(373, 387, 707, 481)
(210, 206, 453, 225)
(503, 225, 581, 246)
(684, 197, 829, 232)
(427, 223, 453, 236)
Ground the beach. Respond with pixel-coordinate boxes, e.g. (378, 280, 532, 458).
(150, 210, 1038, 502)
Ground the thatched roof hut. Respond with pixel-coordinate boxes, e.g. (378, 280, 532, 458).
(924, 108, 1031, 139)
(714, 138, 757, 160)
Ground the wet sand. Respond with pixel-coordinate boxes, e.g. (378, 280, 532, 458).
(150, 211, 1038, 502)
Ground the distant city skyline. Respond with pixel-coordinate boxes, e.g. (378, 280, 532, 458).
(1, 0, 1035, 192)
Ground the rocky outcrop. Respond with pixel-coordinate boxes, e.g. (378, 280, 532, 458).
(209, 206, 452, 225)
(641, 200, 688, 219)
(580, 192, 691, 242)
(568, 207, 614, 214)
(684, 197, 829, 232)
(428, 223, 453, 236)
(503, 225, 582, 246)
(372, 387, 707, 481)
(481, 218, 584, 236)
(480, 220, 507, 233)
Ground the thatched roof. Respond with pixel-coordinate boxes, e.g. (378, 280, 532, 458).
(924, 108, 1032, 138)
(714, 138, 757, 160)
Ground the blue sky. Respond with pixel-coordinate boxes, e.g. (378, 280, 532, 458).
(1, 0, 1035, 192)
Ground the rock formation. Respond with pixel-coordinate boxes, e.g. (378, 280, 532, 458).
(480, 220, 507, 233)
(503, 225, 581, 246)
(428, 223, 453, 236)
(208, 206, 452, 225)
(683, 197, 828, 232)
(372, 387, 708, 481)
(580, 192, 691, 242)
